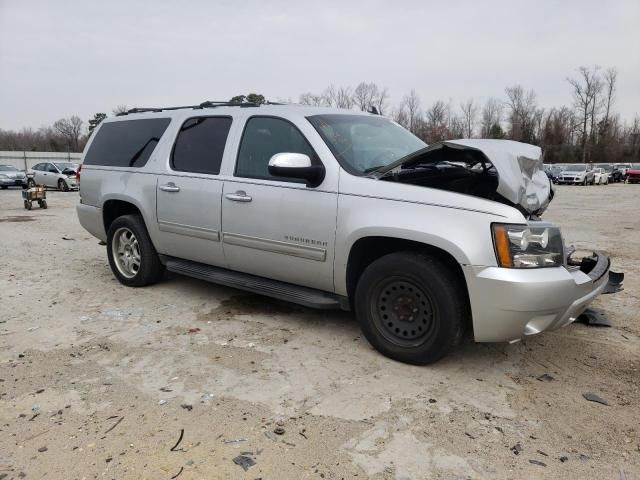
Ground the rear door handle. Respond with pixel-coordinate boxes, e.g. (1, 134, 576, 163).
(159, 182, 180, 193)
(225, 191, 252, 202)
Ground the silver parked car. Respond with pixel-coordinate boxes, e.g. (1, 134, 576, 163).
(0, 164, 27, 189)
(557, 163, 595, 185)
(76, 103, 613, 364)
(28, 161, 79, 191)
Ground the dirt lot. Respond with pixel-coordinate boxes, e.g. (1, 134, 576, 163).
(1, 184, 639, 479)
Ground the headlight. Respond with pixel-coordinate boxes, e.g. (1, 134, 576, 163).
(492, 224, 564, 268)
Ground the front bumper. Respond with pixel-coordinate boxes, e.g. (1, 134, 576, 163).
(0, 177, 26, 186)
(463, 251, 610, 342)
(557, 177, 585, 184)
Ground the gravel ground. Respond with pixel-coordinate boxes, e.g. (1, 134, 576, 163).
(0, 184, 639, 479)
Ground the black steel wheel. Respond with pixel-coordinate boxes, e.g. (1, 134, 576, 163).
(355, 251, 467, 365)
(371, 278, 437, 348)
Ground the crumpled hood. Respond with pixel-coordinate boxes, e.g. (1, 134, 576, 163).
(375, 139, 553, 215)
(446, 139, 551, 214)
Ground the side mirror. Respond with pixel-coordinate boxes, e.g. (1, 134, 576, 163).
(268, 153, 325, 188)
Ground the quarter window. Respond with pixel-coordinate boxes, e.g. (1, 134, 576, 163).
(235, 117, 317, 181)
(171, 117, 232, 175)
(83, 118, 171, 168)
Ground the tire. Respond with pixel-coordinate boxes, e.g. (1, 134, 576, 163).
(39, 200, 47, 209)
(58, 178, 69, 192)
(582, 178, 587, 186)
(27, 178, 36, 188)
(354, 251, 466, 365)
(1, 185, 7, 190)
(26, 200, 32, 210)
(106, 214, 164, 287)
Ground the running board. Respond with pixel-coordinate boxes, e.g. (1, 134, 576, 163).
(164, 257, 347, 310)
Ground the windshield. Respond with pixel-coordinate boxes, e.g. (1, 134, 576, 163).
(53, 162, 77, 171)
(565, 164, 587, 172)
(632, 164, 640, 169)
(0, 165, 19, 171)
(307, 114, 426, 175)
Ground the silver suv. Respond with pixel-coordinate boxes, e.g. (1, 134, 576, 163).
(77, 102, 612, 364)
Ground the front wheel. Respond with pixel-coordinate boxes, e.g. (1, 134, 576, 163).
(354, 252, 466, 365)
(106, 214, 164, 287)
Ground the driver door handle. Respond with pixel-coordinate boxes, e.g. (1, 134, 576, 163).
(159, 182, 180, 193)
(225, 191, 252, 202)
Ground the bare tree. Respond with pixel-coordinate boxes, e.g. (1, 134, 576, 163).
(567, 66, 601, 162)
(335, 86, 354, 109)
(392, 105, 410, 130)
(53, 116, 84, 151)
(481, 98, 503, 138)
(112, 105, 129, 115)
(353, 82, 378, 111)
(299, 92, 326, 106)
(375, 87, 389, 115)
(401, 89, 421, 134)
(600, 67, 618, 142)
(504, 85, 538, 143)
(459, 99, 478, 138)
(424, 100, 448, 142)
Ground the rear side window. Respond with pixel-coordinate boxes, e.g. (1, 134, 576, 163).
(84, 118, 171, 167)
(171, 117, 232, 174)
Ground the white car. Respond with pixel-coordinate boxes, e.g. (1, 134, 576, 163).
(28, 161, 79, 191)
(592, 168, 609, 185)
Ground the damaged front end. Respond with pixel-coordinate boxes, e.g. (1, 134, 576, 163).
(372, 139, 553, 218)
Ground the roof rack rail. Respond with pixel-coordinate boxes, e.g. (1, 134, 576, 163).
(199, 101, 259, 108)
(116, 101, 263, 116)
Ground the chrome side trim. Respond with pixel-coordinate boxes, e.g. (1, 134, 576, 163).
(223, 232, 326, 262)
(158, 221, 220, 241)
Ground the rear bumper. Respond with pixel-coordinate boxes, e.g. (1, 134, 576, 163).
(463, 252, 610, 342)
(76, 203, 106, 242)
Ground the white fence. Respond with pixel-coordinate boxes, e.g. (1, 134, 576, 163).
(0, 151, 83, 171)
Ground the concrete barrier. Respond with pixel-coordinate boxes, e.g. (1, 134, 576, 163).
(0, 151, 83, 171)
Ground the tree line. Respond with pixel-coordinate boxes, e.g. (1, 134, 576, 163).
(298, 67, 639, 164)
(1, 67, 638, 164)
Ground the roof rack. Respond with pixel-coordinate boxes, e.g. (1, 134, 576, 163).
(116, 101, 264, 116)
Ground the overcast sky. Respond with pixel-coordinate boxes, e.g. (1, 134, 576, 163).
(0, 0, 638, 130)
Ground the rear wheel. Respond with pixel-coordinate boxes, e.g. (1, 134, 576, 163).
(106, 214, 164, 287)
(58, 178, 69, 192)
(354, 252, 466, 365)
(1, 186, 7, 190)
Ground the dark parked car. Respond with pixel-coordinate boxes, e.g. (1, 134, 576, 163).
(595, 164, 623, 183)
(544, 166, 562, 184)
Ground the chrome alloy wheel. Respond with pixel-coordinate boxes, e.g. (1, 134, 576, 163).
(111, 227, 141, 279)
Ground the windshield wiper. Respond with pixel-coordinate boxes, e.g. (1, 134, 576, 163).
(363, 165, 387, 174)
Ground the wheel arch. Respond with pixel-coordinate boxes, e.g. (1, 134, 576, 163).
(344, 235, 471, 311)
(102, 197, 145, 233)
